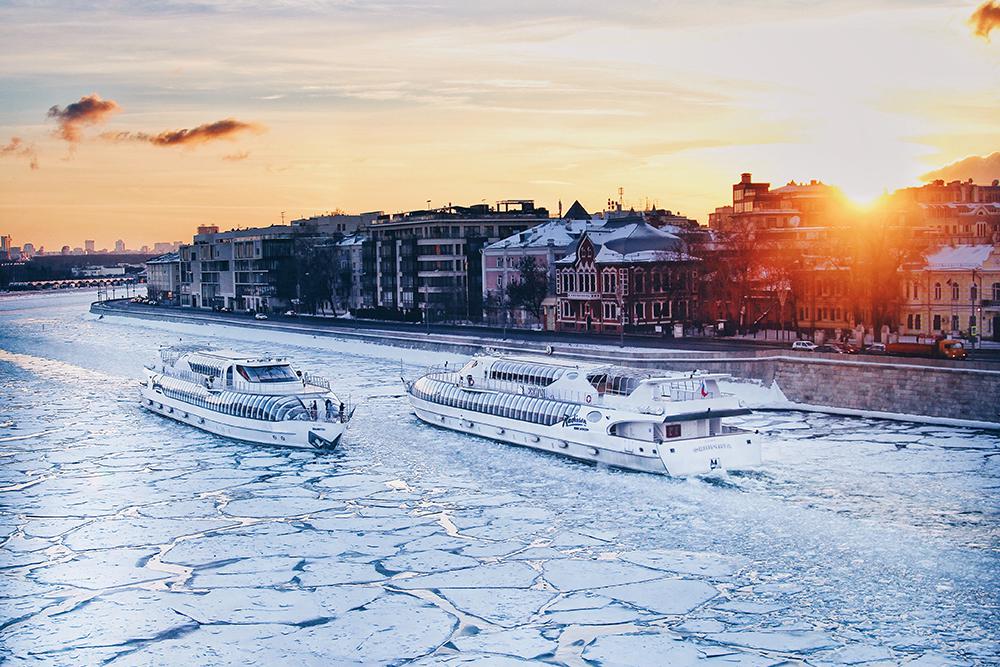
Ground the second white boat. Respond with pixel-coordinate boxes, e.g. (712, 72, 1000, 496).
(406, 355, 761, 476)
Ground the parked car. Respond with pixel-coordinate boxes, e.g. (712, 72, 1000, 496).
(863, 343, 887, 354)
(791, 340, 818, 351)
(254, 313, 268, 320)
(284, 310, 297, 317)
(815, 344, 847, 354)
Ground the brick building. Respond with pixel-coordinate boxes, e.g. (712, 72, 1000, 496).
(555, 216, 700, 335)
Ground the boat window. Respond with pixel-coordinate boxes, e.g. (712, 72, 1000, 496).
(225, 366, 233, 386)
(664, 424, 681, 438)
(236, 364, 298, 383)
(586, 410, 602, 423)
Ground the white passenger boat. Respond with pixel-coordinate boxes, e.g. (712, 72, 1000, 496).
(405, 355, 761, 476)
(140, 348, 353, 449)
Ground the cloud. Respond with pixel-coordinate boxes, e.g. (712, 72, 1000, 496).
(969, 0, 1000, 38)
(102, 118, 264, 147)
(47, 93, 121, 142)
(222, 150, 250, 161)
(0, 137, 39, 170)
(921, 152, 1000, 183)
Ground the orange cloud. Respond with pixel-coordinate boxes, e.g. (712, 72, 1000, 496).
(47, 93, 121, 142)
(922, 152, 1000, 183)
(102, 119, 264, 147)
(0, 137, 39, 170)
(969, 0, 1000, 38)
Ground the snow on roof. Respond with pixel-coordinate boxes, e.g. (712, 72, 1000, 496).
(485, 217, 604, 251)
(924, 244, 995, 270)
(335, 233, 367, 247)
(558, 216, 697, 265)
(146, 252, 180, 264)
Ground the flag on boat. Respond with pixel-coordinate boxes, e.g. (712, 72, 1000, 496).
(700, 381, 709, 398)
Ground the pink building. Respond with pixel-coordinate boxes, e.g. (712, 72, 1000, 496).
(482, 201, 598, 327)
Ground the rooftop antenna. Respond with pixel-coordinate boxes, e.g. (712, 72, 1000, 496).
(281, 211, 285, 224)
(618, 186, 624, 211)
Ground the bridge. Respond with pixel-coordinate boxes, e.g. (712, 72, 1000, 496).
(7, 276, 145, 291)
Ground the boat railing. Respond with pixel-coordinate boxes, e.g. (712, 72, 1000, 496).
(153, 365, 213, 387)
(424, 371, 610, 407)
(160, 349, 184, 366)
(153, 365, 331, 397)
(423, 369, 721, 407)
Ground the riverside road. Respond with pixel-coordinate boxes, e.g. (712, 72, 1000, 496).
(95, 298, 1000, 363)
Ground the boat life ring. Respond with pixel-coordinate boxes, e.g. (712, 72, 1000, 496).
(467, 376, 475, 387)
(545, 345, 553, 355)
(585, 394, 592, 403)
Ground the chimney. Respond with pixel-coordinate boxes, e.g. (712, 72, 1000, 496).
(740, 173, 752, 184)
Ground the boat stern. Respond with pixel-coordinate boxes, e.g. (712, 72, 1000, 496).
(657, 429, 761, 477)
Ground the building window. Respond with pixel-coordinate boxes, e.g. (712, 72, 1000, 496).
(561, 301, 572, 318)
(652, 272, 661, 292)
(951, 283, 959, 301)
(907, 314, 913, 329)
(934, 282, 941, 300)
(951, 315, 959, 331)
(915, 314, 922, 330)
(993, 282, 1000, 301)
(603, 302, 618, 321)
(933, 314, 941, 330)
(635, 302, 644, 320)
(634, 271, 645, 293)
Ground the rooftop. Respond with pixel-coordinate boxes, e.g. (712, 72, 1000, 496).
(146, 252, 180, 264)
(924, 244, 996, 271)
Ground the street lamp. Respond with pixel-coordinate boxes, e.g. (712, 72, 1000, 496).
(971, 269, 980, 349)
(616, 277, 625, 348)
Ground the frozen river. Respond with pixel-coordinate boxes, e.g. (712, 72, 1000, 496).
(1, 291, 997, 666)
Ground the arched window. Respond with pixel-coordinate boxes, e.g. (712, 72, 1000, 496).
(934, 282, 941, 300)
(993, 283, 1000, 301)
(951, 283, 960, 301)
(652, 272, 661, 292)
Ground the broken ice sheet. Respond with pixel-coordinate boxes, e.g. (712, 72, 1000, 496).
(393, 561, 539, 590)
(449, 626, 556, 660)
(438, 588, 557, 628)
(381, 548, 480, 573)
(599, 578, 719, 615)
(1, 589, 197, 656)
(288, 593, 457, 663)
(542, 557, 663, 591)
(708, 629, 839, 653)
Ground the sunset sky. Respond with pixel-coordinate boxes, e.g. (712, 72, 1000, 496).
(1, 0, 998, 250)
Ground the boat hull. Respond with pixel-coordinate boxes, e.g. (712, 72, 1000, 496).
(140, 385, 345, 450)
(409, 394, 760, 476)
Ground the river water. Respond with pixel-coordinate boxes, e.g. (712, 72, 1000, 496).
(1, 291, 997, 666)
